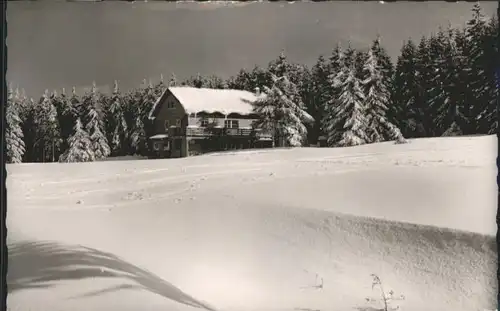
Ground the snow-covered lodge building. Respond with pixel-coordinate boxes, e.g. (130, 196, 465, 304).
(147, 86, 273, 158)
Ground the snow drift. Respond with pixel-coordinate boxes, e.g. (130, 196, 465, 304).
(6, 136, 498, 311)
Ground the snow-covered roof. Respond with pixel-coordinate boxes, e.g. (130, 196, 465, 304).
(149, 86, 265, 119)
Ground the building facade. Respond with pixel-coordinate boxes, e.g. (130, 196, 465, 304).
(148, 86, 273, 158)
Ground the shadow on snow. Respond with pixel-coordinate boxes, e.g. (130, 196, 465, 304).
(7, 240, 218, 311)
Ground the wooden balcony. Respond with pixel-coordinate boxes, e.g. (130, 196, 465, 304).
(181, 127, 273, 140)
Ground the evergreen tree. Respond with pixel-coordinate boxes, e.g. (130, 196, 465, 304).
(205, 75, 227, 89)
(310, 55, 332, 143)
(480, 15, 498, 134)
(328, 43, 344, 77)
(268, 50, 291, 78)
(154, 74, 167, 97)
(51, 88, 75, 154)
(59, 118, 94, 163)
(465, 3, 491, 134)
(426, 29, 449, 136)
(354, 50, 368, 80)
(371, 36, 394, 89)
(415, 36, 437, 137)
(105, 80, 128, 156)
(34, 90, 62, 162)
(82, 82, 110, 159)
(185, 73, 207, 88)
(17, 88, 30, 122)
(124, 88, 147, 155)
(252, 74, 313, 147)
(19, 97, 37, 162)
(228, 68, 253, 91)
(12, 88, 33, 162)
(268, 50, 315, 145)
(69, 86, 83, 120)
(290, 64, 315, 145)
(322, 43, 346, 146)
(6, 86, 26, 163)
(433, 27, 468, 136)
(169, 73, 178, 87)
(331, 61, 369, 147)
(343, 44, 357, 69)
(228, 66, 272, 92)
(140, 79, 158, 149)
(361, 48, 405, 144)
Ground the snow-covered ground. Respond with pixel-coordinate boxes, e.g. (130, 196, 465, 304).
(6, 136, 498, 311)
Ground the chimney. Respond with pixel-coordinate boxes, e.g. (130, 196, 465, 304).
(254, 87, 260, 96)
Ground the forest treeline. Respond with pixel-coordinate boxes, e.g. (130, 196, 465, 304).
(5, 4, 498, 163)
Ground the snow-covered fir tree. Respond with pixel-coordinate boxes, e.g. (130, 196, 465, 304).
(140, 79, 158, 147)
(478, 13, 498, 134)
(322, 43, 346, 146)
(486, 16, 498, 134)
(19, 96, 36, 162)
(6, 86, 26, 163)
(185, 73, 207, 88)
(13, 88, 34, 162)
(227, 68, 252, 91)
(69, 86, 82, 119)
(361, 48, 406, 144)
(123, 87, 147, 155)
(51, 89, 76, 155)
(34, 90, 62, 162)
(252, 74, 313, 147)
(268, 51, 310, 97)
(393, 36, 434, 138)
(205, 75, 227, 89)
(414, 36, 436, 137)
(154, 74, 167, 98)
(464, 3, 492, 134)
(451, 27, 477, 135)
(105, 80, 128, 156)
(310, 55, 332, 143)
(82, 82, 110, 160)
(426, 30, 450, 136)
(268, 50, 291, 79)
(343, 44, 357, 70)
(59, 118, 94, 163)
(331, 60, 370, 147)
(16, 88, 30, 122)
(328, 43, 344, 76)
(354, 50, 368, 80)
(370, 36, 394, 90)
(432, 27, 467, 136)
(280, 74, 314, 146)
(87, 107, 111, 160)
(169, 72, 178, 87)
(228, 66, 272, 92)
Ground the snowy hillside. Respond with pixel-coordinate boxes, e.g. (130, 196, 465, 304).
(7, 136, 498, 311)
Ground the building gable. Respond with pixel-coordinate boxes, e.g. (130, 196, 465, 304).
(152, 90, 187, 134)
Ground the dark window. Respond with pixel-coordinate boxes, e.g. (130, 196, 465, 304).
(200, 118, 209, 127)
(167, 100, 175, 109)
(153, 142, 161, 151)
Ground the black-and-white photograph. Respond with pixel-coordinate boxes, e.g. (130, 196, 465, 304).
(5, 1, 499, 311)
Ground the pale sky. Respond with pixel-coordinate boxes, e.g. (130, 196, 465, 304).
(6, 1, 497, 98)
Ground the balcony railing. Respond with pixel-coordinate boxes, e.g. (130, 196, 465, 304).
(175, 127, 273, 140)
